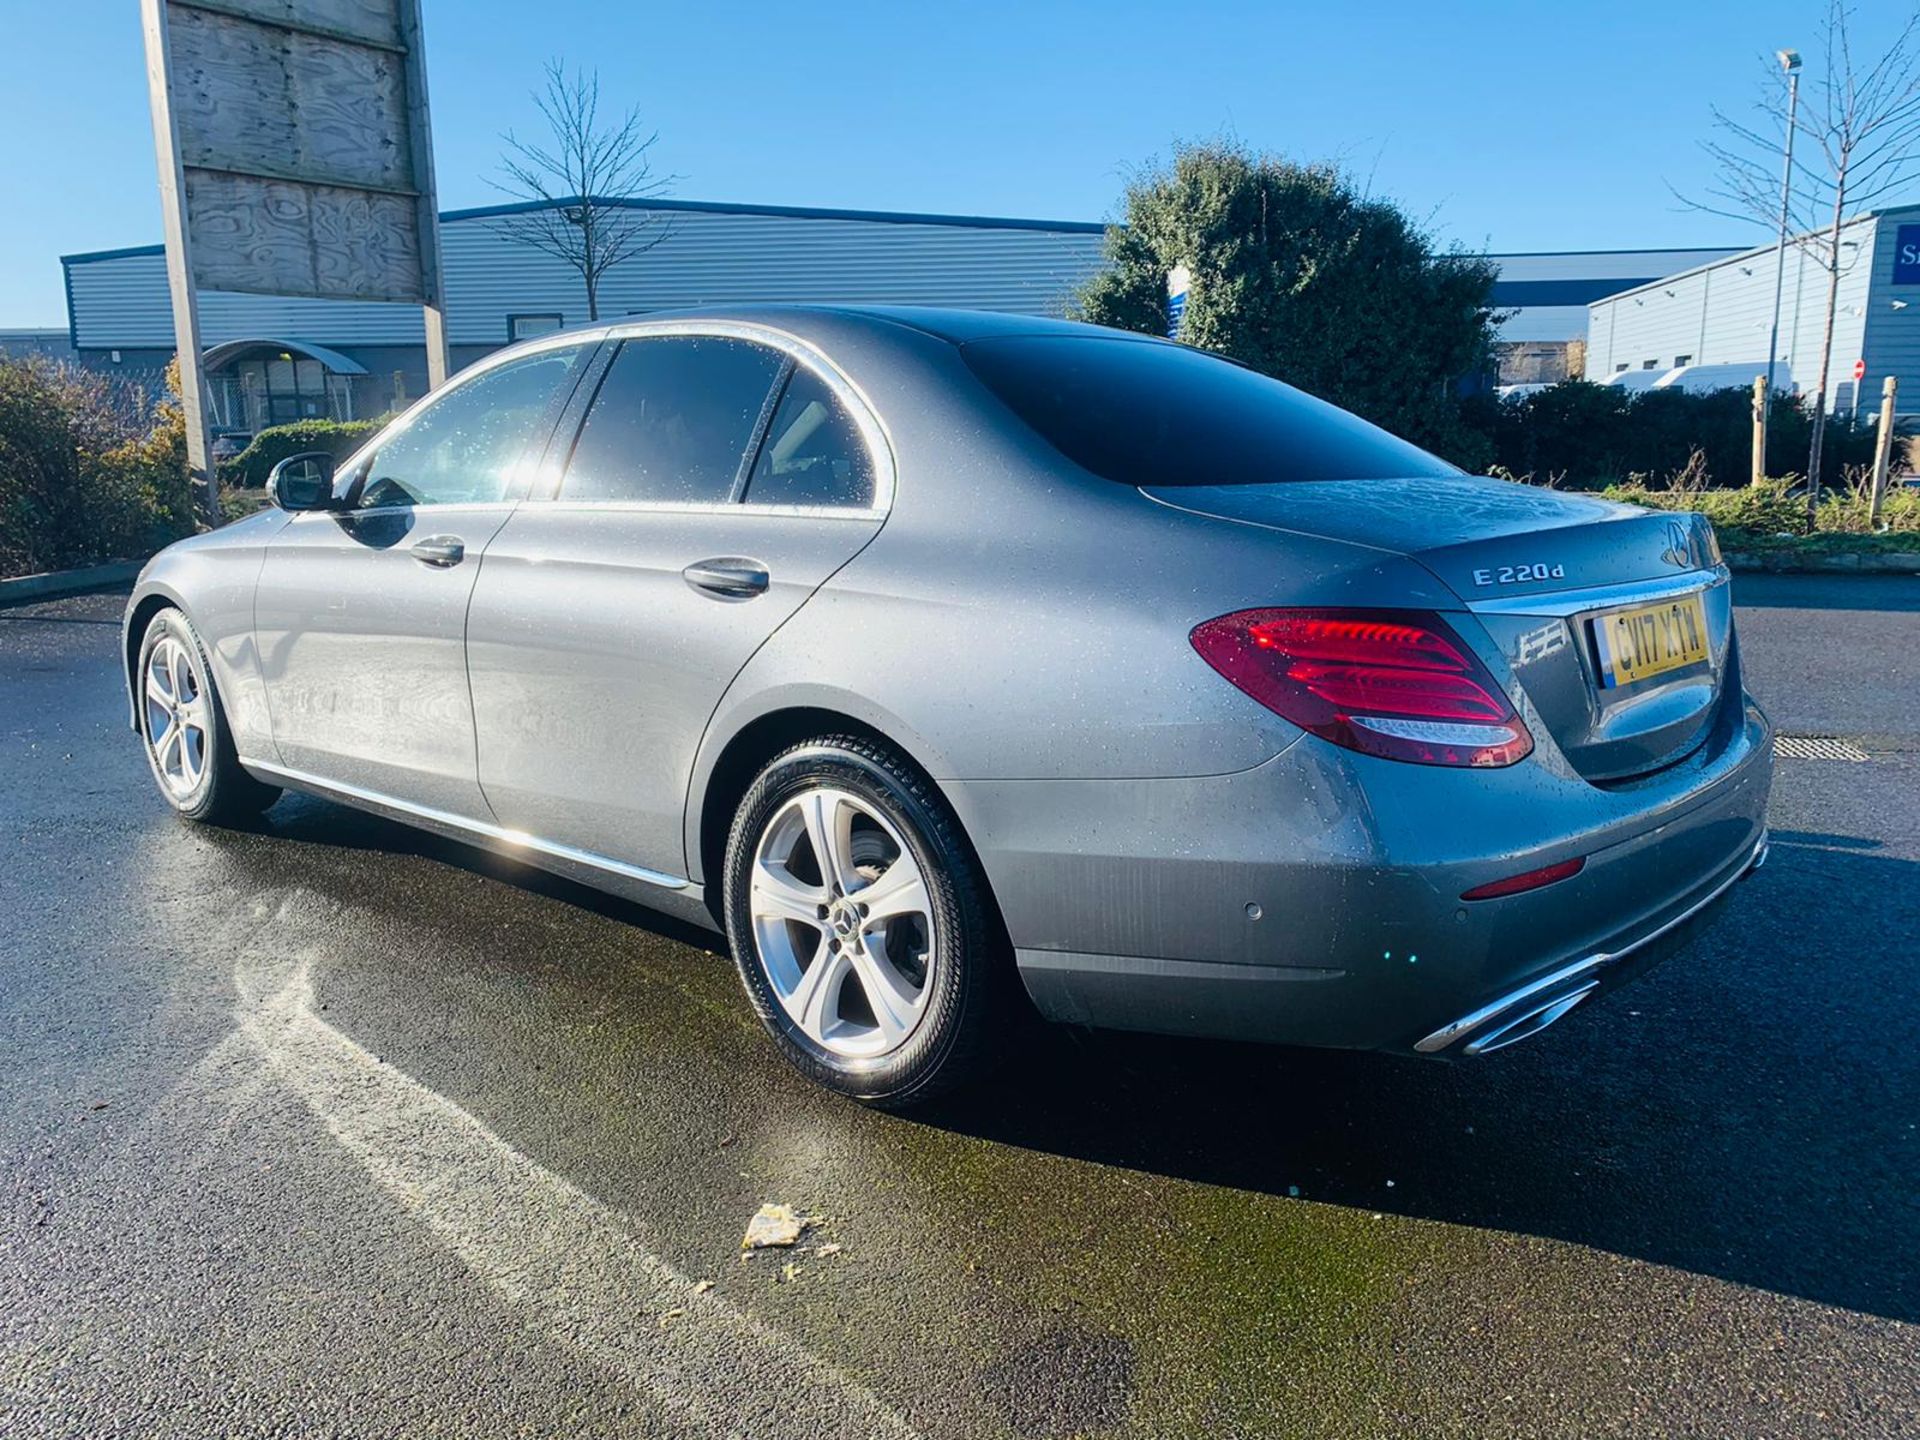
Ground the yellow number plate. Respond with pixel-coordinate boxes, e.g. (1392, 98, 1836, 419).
(1592, 593, 1709, 688)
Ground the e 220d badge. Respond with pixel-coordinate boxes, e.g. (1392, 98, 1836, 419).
(1473, 562, 1567, 586)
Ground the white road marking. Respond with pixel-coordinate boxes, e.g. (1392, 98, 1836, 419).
(188, 893, 917, 1440)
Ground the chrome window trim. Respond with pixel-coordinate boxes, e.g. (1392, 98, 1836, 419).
(239, 758, 690, 892)
(508, 499, 886, 522)
(547, 318, 898, 518)
(327, 331, 612, 507)
(1464, 566, 1727, 617)
(284, 501, 524, 523)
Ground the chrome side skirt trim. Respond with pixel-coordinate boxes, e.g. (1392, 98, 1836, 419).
(238, 758, 691, 892)
(1415, 828, 1767, 1054)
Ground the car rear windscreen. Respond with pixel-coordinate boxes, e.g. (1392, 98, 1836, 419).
(959, 335, 1458, 486)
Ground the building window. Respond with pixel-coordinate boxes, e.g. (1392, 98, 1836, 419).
(508, 313, 564, 342)
(1673, 354, 1693, 366)
(1614, 364, 1629, 374)
(1642, 359, 1661, 370)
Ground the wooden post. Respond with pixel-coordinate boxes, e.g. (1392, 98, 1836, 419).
(1751, 375, 1769, 487)
(397, 0, 450, 390)
(1869, 375, 1899, 529)
(138, 0, 217, 526)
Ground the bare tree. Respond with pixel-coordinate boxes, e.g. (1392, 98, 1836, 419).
(490, 61, 672, 322)
(1688, 3, 1920, 517)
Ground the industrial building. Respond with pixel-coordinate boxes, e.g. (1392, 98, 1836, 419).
(58, 194, 1738, 438)
(1586, 203, 1920, 417)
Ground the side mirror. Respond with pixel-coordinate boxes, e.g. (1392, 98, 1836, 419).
(267, 452, 337, 512)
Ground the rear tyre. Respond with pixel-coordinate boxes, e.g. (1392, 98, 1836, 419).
(136, 607, 280, 825)
(723, 736, 999, 1108)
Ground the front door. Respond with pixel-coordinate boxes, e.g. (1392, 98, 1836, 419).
(255, 343, 591, 818)
(467, 333, 888, 879)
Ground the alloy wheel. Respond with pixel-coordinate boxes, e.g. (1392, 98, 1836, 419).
(748, 787, 936, 1059)
(144, 634, 209, 798)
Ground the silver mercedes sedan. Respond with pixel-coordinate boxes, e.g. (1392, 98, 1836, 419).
(123, 306, 1773, 1106)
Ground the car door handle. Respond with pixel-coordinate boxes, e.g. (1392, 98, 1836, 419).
(683, 558, 770, 599)
(410, 536, 466, 568)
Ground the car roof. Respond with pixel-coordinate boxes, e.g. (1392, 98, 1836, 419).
(599, 303, 1166, 348)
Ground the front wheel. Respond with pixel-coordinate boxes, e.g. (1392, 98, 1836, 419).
(136, 607, 280, 824)
(722, 736, 1000, 1108)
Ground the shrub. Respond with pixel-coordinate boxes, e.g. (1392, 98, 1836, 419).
(1488, 380, 1884, 489)
(1603, 478, 1809, 535)
(1602, 473, 1918, 541)
(220, 417, 383, 489)
(1078, 141, 1502, 471)
(0, 357, 195, 578)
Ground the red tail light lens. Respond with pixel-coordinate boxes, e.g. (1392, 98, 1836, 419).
(1190, 608, 1533, 768)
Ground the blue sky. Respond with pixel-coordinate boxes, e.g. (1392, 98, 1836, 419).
(1, 0, 1907, 325)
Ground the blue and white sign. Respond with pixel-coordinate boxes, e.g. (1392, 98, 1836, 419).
(1895, 224, 1920, 286)
(1166, 264, 1191, 340)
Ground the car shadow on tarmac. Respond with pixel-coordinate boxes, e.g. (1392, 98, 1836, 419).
(925, 828, 1920, 1326)
(225, 799, 1920, 1327)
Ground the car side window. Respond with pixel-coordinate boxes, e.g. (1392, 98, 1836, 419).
(742, 366, 876, 510)
(559, 336, 786, 504)
(354, 347, 583, 510)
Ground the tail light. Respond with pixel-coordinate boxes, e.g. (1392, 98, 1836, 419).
(1190, 608, 1533, 768)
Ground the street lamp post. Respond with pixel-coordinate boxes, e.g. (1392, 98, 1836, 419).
(1757, 47, 1803, 486)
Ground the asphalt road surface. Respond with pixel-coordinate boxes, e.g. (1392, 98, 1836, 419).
(3, 575, 1917, 1439)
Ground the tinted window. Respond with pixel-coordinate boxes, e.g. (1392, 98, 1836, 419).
(743, 367, 876, 509)
(959, 336, 1457, 486)
(356, 348, 581, 509)
(561, 336, 785, 503)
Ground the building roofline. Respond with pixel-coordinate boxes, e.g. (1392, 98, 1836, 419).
(1590, 203, 1920, 307)
(437, 194, 1111, 232)
(1485, 245, 1740, 259)
(60, 242, 168, 266)
(61, 196, 1110, 268)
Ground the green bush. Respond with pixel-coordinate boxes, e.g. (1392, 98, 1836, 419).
(1487, 380, 1882, 489)
(1078, 141, 1502, 470)
(0, 357, 195, 579)
(220, 417, 383, 489)
(1602, 478, 1809, 534)
(1602, 475, 1918, 545)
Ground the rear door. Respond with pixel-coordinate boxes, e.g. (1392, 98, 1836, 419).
(467, 329, 889, 879)
(255, 343, 590, 817)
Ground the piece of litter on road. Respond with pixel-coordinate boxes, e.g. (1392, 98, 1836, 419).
(692, 1279, 714, 1294)
(742, 1203, 819, 1249)
(813, 1242, 842, 1257)
(781, 1262, 803, 1283)
(657, 1307, 684, 1327)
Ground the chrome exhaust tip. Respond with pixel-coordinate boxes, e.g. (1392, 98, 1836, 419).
(1418, 830, 1767, 1057)
(1459, 981, 1600, 1055)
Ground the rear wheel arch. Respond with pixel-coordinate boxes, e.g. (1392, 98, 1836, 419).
(692, 707, 1003, 942)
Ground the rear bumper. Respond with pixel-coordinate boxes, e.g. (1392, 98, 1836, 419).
(1413, 828, 1765, 1055)
(957, 687, 1772, 1055)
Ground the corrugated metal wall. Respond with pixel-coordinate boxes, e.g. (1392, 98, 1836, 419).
(66, 204, 1113, 350)
(1861, 207, 1920, 416)
(1490, 248, 1737, 342)
(1584, 210, 1920, 413)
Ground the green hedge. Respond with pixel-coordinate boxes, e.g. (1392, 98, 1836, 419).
(220, 418, 383, 489)
(0, 358, 196, 579)
(1469, 380, 1885, 490)
(1602, 476, 1920, 541)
